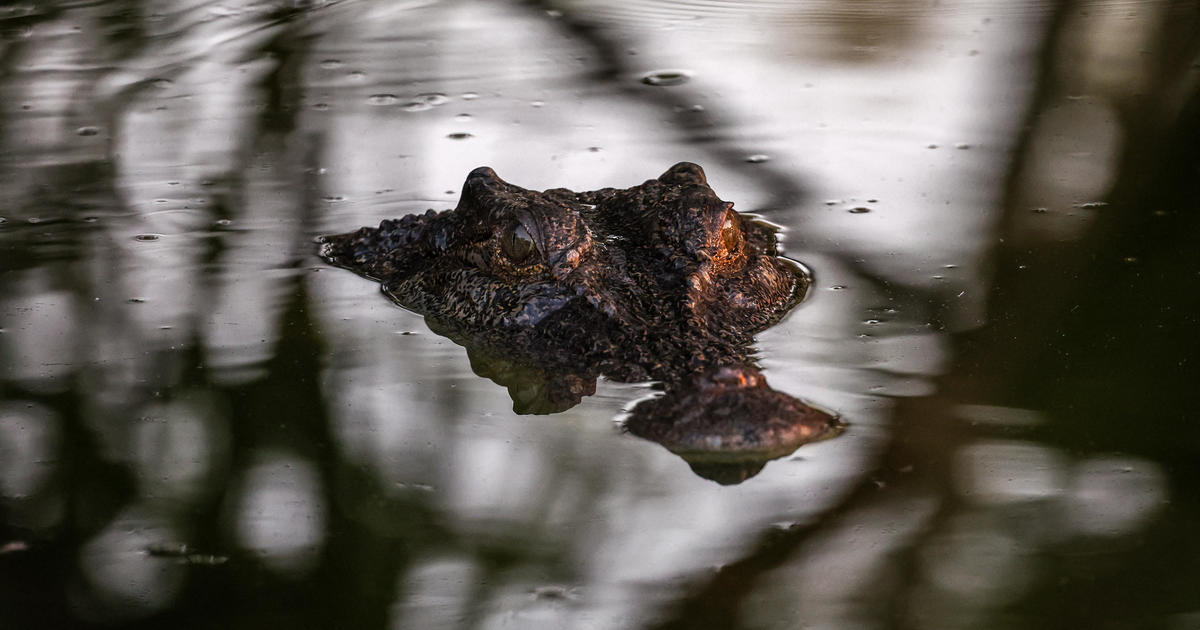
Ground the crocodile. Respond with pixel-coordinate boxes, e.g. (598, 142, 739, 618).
(320, 163, 842, 483)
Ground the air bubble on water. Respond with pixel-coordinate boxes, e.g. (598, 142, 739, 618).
(830, 285, 847, 290)
(154, 199, 168, 204)
(955, 142, 971, 149)
(81, 216, 98, 223)
(367, 94, 398, 105)
(323, 195, 345, 202)
(848, 207, 871, 214)
(417, 93, 448, 106)
(531, 100, 544, 108)
(127, 297, 146, 304)
(319, 59, 342, 69)
(1074, 201, 1108, 209)
(641, 70, 692, 86)
(1123, 256, 1138, 264)
(926, 143, 939, 149)
(215, 219, 232, 226)
(744, 154, 769, 164)
(454, 113, 471, 123)
(134, 234, 161, 241)
(402, 101, 431, 112)
(26, 217, 40, 224)
(347, 70, 366, 81)
(864, 319, 881, 325)
(447, 132, 473, 140)
(312, 102, 330, 111)
(461, 92, 479, 100)
(824, 200, 841, 206)
(77, 126, 100, 136)
(587, 146, 601, 152)
(1032, 207, 1047, 213)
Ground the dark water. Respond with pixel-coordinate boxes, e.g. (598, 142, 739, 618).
(1, 1, 1198, 628)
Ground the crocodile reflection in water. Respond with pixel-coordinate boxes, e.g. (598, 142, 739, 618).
(320, 163, 842, 483)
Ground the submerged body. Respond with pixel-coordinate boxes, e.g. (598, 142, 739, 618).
(321, 163, 841, 482)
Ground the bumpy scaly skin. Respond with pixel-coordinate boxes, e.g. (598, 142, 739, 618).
(321, 163, 841, 478)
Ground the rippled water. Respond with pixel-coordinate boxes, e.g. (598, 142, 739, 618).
(1, 1, 1197, 628)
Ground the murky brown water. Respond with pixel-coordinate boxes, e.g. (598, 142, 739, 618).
(1, 1, 1197, 628)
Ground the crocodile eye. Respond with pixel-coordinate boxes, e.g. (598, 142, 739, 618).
(719, 216, 741, 251)
(501, 223, 538, 264)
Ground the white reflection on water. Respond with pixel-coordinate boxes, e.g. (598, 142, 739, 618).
(0, 271, 78, 393)
(131, 391, 230, 503)
(390, 557, 480, 630)
(1065, 455, 1165, 537)
(0, 401, 63, 532)
(954, 439, 1068, 505)
(75, 506, 186, 622)
(231, 450, 327, 575)
(0, 0, 1187, 627)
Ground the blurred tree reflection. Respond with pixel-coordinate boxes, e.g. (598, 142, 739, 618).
(1, 0, 1197, 629)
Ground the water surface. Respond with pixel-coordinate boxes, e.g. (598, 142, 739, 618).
(1, 1, 1197, 628)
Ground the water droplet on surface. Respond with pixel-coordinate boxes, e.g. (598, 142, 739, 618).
(830, 285, 847, 291)
(1123, 256, 1138, 264)
(447, 132, 473, 140)
(824, 199, 841, 206)
(926, 143, 939, 149)
(134, 234, 160, 242)
(587, 146, 601, 152)
(744, 154, 769, 164)
(864, 319, 881, 325)
(81, 216, 98, 223)
(76, 126, 100, 136)
(402, 101, 431, 112)
(319, 59, 342, 69)
(367, 94, 398, 105)
(641, 70, 691, 87)
(127, 297, 146, 304)
(1074, 201, 1108, 209)
(215, 219, 232, 226)
(26, 217, 41, 224)
(848, 207, 871, 214)
(530, 100, 544, 108)
(1032, 207, 1048, 213)
(150, 78, 173, 89)
(461, 92, 479, 100)
(323, 195, 345, 202)
(454, 113, 471, 122)
(0, 217, 7, 224)
(955, 142, 971, 149)
(688, 104, 705, 112)
(347, 70, 367, 81)
(154, 198, 168, 204)
(312, 102, 330, 111)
